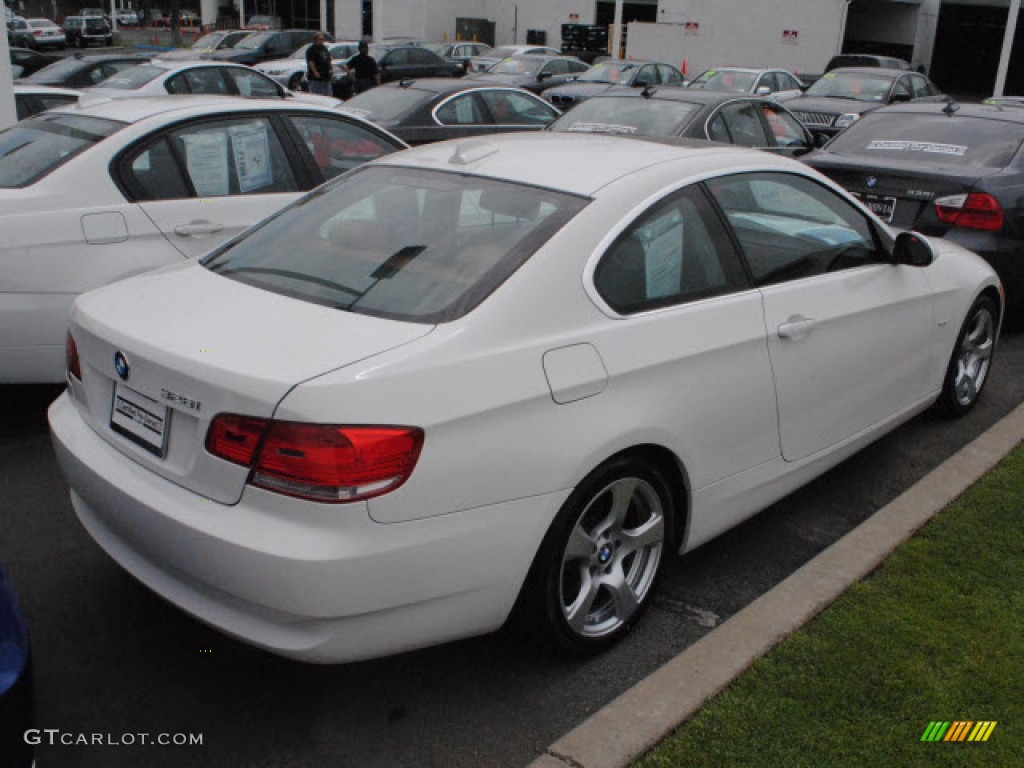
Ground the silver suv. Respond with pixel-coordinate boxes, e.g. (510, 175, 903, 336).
(64, 15, 113, 47)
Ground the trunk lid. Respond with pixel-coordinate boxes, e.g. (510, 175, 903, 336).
(68, 262, 434, 503)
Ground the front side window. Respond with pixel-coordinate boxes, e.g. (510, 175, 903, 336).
(706, 172, 885, 285)
(202, 167, 588, 322)
(594, 185, 749, 313)
(0, 114, 123, 188)
(708, 101, 768, 147)
(761, 104, 808, 147)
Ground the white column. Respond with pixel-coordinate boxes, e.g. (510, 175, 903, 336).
(110, 0, 118, 32)
(372, 0, 383, 41)
(611, 0, 623, 60)
(320, 0, 327, 32)
(0, 27, 15, 130)
(238, 0, 245, 29)
(994, 0, 1021, 97)
(201, 0, 218, 27)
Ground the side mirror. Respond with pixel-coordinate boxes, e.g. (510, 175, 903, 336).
(633, 78, 651, 88)
(537, 71, 552, 81)
(891, 91, 912, 103)
(755, 85, 772, 95)
(893, 231, 935, 267)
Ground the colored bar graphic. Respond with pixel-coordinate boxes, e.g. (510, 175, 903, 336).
(921, 721, 997, 742)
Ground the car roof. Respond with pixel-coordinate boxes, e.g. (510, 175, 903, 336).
(48, 94, 345, 123)
(870, 100, 1024, 124)
(585, 86, 773, 107)
(13, 84, 82, 97)
(825, 67, 912, 77)
(382, 78, 535, 95)
(372, 132, 786, 197)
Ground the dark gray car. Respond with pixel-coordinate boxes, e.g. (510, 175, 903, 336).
(544, 59, 686, 110)
(468, 54, 590, 95)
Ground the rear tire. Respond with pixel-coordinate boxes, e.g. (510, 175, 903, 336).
(520, 456, 673, 655)
(935, 295, 997, 417)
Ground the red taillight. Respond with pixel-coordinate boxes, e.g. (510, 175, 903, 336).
(32, 30, 42, 37)
(205, 416, 423, 503)
(205, 414, 270, 466)
(935, 192, 1004, 232)
(65, 333, 82, 381)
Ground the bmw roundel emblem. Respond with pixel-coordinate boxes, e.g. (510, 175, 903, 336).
(114, 351, 131, 381)
(866, 176, 878, 188)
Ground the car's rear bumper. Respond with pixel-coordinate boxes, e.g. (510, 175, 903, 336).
(49, 392, 562, 663)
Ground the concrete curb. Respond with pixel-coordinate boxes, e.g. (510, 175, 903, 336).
(527, 400, 1024, 768)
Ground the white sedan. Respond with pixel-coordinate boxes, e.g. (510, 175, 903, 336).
(255, 41, 360, 92)
(0, 96, 406, 383)
(50, 134, 1001, 663)
(83, 59, 340, 106)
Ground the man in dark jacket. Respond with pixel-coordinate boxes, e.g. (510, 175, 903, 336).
(305, 33, 333, 96)
(343, 40, 381, 95)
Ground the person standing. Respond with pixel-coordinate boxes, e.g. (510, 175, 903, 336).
(343, 40, 381, 96)
(305, 33, 334, 96)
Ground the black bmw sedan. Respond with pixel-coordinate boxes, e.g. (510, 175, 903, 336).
(340, 78, 560, 145)
(803, 100, 1024, 307)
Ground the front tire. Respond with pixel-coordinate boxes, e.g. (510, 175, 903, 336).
(935, 295, 997, 416)
(288, 72, 305, 91)
(525, 456, 673, 655)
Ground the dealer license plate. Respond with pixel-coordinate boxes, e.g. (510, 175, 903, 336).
(110, 382, 169, 457)
(856, 193, 897, 223)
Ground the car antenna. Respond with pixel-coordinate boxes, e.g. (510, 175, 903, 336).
(641, 84, 657, 99)
(942, 96, 960, 116)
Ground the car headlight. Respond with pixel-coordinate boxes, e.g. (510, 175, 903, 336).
(834, 113, 861, 129)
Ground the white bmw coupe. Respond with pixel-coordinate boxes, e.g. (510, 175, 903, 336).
(50, 133, 1001, 663)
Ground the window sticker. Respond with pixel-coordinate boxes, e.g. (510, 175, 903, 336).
(182, 131, 230, 197)
(567, 122, 638, 134)
(230, 123, 272, 192)
(642, 218, 684, 300)
(865, 139, 967, 156)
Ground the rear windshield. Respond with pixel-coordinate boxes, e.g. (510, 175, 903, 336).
(236, 32, 273, 50)
(28, 19, 53, 28)
(805, 71, 894, 102)
(549, 96, 700, 137)
(825, 113, 1024, 169)
(97, 64, 165, 90)
(577, 61, 640, 85)
(0, 114, 124, 188)
(202, 166, 588, 322)
(341, 88, 429, 122)
(689, 69, 757, 92)
(23, 57, 90, 82)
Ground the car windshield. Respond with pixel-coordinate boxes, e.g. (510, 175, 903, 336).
(341, 87, 429, 122)
(0, 114, 124, 188)
(201, 166, 588, 322)
(805, 72, 894, 102)
(549, 96, 700, 136)
(489, 57, 544, 76)
(689, 70, 757, 92)
(826, 112, 1024, 169)
(577, 62, 640, 85)
(192, 32, 225, 49)
(97, 64, 165, 89)
(235, 32, 272, 50)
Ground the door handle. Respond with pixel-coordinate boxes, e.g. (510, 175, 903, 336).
(174, 220, 225, 237)
(777, 315, 817, 339)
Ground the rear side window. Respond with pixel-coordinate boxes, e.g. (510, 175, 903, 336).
(825, 113, 1024, 169)
(0, 114, 123, 188)
(202, 167, 588, 322)
(286, 115, 400, 180)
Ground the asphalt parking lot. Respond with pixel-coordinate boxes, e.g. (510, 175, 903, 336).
(2, 323, 1022, 768)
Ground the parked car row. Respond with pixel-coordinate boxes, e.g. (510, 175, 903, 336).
(1, 41, 1019, 671)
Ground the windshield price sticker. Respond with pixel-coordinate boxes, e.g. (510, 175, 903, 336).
(567, 122, 638, 134)
(866, 140, 967, 156)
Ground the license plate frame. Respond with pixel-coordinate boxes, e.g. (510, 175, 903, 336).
(110, 382, 170, 457)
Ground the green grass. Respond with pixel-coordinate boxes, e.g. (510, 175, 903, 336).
(634, 444, 1024, 768)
